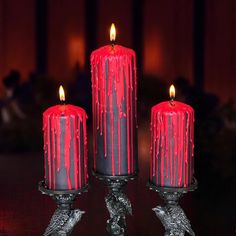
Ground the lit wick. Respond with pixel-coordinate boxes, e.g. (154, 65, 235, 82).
(110, 23, 116, 48)
(169, 84, 175, 106)
(59, 85, 66, 105)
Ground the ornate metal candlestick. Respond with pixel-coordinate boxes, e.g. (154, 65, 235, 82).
(93, 172, 136, 236)
(39, 181, 88, 236)
(148, 178, 197, 236)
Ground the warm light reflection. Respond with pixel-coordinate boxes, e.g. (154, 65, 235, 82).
(59, 85, 65, 102)
(169, 84, 175, 100)
(110, 23, 116, 42)
(69, 37, 85, 70)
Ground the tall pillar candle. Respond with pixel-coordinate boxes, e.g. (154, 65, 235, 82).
(90, 24, 138, 176)
(150, 85, 194, 187)
(43, 86, 88, 190)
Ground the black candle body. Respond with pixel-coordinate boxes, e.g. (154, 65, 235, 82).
(91, 45, 138, 176)
(43, 105, 88, 190)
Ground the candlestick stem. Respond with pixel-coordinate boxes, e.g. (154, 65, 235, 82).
(39, 181, 88, 236)
(148, 178, 197, 236)
(106, 180, 131, 236)
(93, 172, 136, 236)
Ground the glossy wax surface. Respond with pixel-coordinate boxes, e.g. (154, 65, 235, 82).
(43, 104, 88, 190)
(150, 101, 194, 187)
(91, 45, 138, 176)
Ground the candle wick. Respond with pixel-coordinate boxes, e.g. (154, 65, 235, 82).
(111, 40, 115, 48)
(60, 101, 66, 106)
(170, 98, 175, 106)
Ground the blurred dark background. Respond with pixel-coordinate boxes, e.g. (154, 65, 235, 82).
(0, 0, 236, 235)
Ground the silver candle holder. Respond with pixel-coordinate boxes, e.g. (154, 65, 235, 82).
(148, 178, 197, 236)
(39, 181, 88, 236)
(93, 172, 137, 236)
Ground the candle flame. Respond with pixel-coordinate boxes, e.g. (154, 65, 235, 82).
(59, 85, 65, 102)
(169, 84, 175, 100)
(110, 23, 116, 42)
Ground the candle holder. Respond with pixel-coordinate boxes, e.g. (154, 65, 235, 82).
(39, 181, 88, 236)
(93, 172, 137, 236)
(147, 178, 197, 236)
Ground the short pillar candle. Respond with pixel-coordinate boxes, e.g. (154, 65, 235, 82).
(43, 86, 88, 190)
(150, 85, 194, 187)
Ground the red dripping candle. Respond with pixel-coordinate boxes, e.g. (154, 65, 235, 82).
(91, 23, 138, 176)
(150, 85, 194, 187)
(43, 86, 88, 190)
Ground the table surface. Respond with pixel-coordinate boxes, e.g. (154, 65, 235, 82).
(0, 128, 235, 236)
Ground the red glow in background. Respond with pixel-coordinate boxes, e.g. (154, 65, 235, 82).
(0, 0, 235, 102)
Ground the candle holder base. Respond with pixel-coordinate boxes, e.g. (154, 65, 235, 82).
(147, 178, 197, 236)
(93, 172, 137, 236)
(39, 181, 88, 236)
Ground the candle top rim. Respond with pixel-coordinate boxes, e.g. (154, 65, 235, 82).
(152, 101, 194, 113)
(43, 104, 87, 117)
(91, 45, 135, 57)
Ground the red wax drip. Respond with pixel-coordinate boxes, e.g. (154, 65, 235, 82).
(91, 45, 137, 175)
(73, 116, 78, 189)
(150, 101, 194, 187)
(43, 104, 88, 190)
(47, 115, 52, 189)
(83, 118, 88, 184)
(51, 116, 56, 189)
